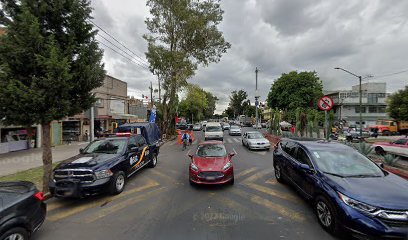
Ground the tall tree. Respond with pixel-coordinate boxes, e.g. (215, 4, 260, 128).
(387, 85, 408, 121)
(267, 71, 323, 111)
(0, 0, 105, 191)
(228, 90, 248, 116)
(144, 0, 230, 135)
(203, 92, 218, 119)
(178, 84, 208, 122)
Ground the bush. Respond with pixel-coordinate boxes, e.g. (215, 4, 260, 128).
(383, 154, 399, 167)
(354, 142, 373, 157)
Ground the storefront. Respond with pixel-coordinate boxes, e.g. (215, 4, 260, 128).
(0, 126, 37, 154)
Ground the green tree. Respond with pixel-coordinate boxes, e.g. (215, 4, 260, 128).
(0, 0, 105, 192)
(178, 84, 208, 122)
(144, 0, 230, 135)
(203, 92, 218, 119)
(267, 71, 323, 112)
(387, 86, 408, 121)
(228, 90, 248, 116)
(223, 107, 235, 119)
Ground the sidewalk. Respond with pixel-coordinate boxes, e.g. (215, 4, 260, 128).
(0, 142, 88, 177)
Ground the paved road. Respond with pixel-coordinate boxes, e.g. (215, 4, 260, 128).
(34, 128, 339, 240)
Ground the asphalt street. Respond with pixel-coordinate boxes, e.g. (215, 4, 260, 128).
(34, 127, 339, 240)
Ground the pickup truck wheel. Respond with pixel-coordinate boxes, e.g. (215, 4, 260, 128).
(148, 153, 158, 168)
(382, 130, 390, 136)
(0, 227, 28, 240)
(109, 171, 126, 195)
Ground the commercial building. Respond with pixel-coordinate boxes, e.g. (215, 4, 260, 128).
(325, 82, 389, 128)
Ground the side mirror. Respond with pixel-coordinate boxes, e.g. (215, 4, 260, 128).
(229, 152, 236, 157)
(380, 163, 385, 168)
(79, 148, 84, 154)
(300, 164, 314, 173)
(188, 154, 193, 158)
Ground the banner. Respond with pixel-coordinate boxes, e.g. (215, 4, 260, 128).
(149, 106, 157, 123)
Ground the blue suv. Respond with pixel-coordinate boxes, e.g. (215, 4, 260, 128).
(273, 138, 408, 239)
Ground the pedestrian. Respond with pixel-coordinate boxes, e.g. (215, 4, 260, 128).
(291, 126, 295, 135)
(84, 130, 88, 141)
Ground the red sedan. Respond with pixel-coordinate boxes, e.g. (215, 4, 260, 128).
(188, 141, 235, 185)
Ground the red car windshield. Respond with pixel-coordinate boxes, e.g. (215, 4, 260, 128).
(196, 144, 226, 157)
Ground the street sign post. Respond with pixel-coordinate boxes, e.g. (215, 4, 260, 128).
(318, 96, 334, 140)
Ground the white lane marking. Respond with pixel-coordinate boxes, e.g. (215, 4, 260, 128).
(233, 148, 238, 156)
(233, 138, 240, 143)
(186, 149, 191, 157)
(227, 138, 233, 143)
(254, 151, 267, 156)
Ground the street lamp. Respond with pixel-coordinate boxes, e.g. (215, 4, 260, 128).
(334, 67, 363, 137)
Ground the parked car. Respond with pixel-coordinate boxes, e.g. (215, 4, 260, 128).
(193, 124, 202, 131)
(0, 181, 46, 240)
(273, 138, 408, 239)
(346, 128, 370, 142)
(228, 125, 241, 136)
(50, 122, 161, 198)
(373, 138, 408, 157)
(222, 123, 230, 130)
(188, 141, 235, 185)
(252, 123, 262, 129)
(204, 122, 224, 141)
(242, 131, 270, 150)
(202, 121, 208, 127)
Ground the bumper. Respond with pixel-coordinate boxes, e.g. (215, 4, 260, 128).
(248, 144, 271, 150)
(190, 168, 234, 185)
(337, 200, 408, 239)
(49, 178, 111, 198)
(205, 136, 224, 141)
(229, 132, 241, 135)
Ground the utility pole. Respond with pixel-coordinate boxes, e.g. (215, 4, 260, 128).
(359, 75, 362, 137)
(255, 67, 259, 129)
(149, 81, 153, 109)
(90, 106, 94, 142)
(158, 74, 161, 103)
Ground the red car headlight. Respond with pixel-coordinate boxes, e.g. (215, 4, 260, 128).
(191, 163, 199, 172)
(223, 162, 232, 171)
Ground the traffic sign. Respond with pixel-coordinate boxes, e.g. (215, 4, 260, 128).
(318, 96, 334, 111)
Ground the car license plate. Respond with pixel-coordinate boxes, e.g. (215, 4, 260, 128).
(206, 176, 216, 180)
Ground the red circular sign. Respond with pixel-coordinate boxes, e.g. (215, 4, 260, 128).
(318, 96, 334, 111)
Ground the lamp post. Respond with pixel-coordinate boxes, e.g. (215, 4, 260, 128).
(255, 67, 260, 129)
(334, 67, 363, 137)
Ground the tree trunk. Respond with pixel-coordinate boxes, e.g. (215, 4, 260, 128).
(42, 122, 53, 193)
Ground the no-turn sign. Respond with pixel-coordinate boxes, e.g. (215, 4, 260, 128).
(318, 96, 334, 111)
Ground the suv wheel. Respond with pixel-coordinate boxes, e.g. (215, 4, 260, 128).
(274, 162, 284, 183)
(149, 153, 158, 168)
(109, 171, 126, 195)
(315, 196, 340, 235)
(0, 227, 28, 240)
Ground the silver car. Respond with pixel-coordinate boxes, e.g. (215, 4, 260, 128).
(242, 131, 270, 150)
(228, 125, 241, 136)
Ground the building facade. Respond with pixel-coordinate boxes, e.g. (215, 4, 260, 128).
(325, 82, 389, 128)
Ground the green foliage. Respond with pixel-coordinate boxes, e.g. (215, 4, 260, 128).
(144, 0, 230, 134)
(178, 84, 210, 122)
(383, 154, 399, 167)
(267, 71, 323, 112)
(228, 90, 248, 116)
(354, 142, 374, 157)
(387, 85, 408, 121)
(203, 92, 218, 119)
(0, 0, 105, 126)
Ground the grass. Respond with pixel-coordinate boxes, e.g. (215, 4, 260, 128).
(0, 163, 57, 189)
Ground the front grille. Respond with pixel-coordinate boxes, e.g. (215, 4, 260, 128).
(198, 171, 224, 179)
(54, 169, 95, 183)
(380, 219, 408, 228)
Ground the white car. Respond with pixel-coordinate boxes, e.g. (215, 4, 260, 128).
(228, 125, 241, 136)
(242, 131, 270, 150)
(204, 122, 224, 141)
(222, 123, 230, 130)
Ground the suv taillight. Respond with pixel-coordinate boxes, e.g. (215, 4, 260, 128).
(34, 191, 45, 201)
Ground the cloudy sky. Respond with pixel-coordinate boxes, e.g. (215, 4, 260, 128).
(91, 0, 408, 113)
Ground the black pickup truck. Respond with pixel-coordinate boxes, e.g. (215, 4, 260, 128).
(49, 122, 161, 198)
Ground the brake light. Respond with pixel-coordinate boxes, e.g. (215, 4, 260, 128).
(34, 191, 45, 201)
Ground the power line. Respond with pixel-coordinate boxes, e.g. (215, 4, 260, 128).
(371, 69, 408, 80)
(96, 34, 148, 69)
(97, 40, 148, 70)
(89, 20, 149, 67)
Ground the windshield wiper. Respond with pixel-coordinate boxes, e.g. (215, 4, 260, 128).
(347, 174, 381, 178)
(322, 172, 345, 178)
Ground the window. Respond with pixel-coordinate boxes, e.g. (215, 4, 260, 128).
(355, 106, 366, 113)
(135, 135, 146, 146)
(296, 147, 311, 165)
(128, 137, 137, 149)
(282, 141, 297, 158)
(378, 107, 386, 113)
(368, 106, 377, 113)
(95, 98, 104, 108)
(367, 93, 378, 104)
